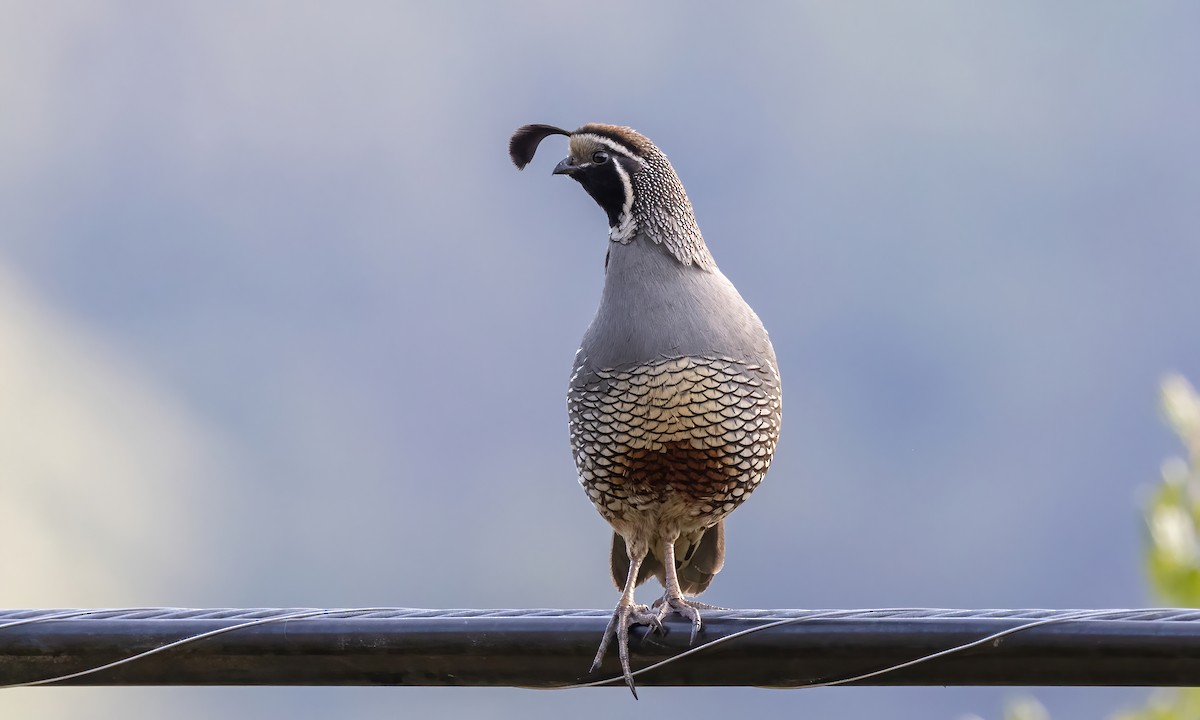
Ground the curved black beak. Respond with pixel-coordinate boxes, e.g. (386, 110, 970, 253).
(553, 157, 578, 176)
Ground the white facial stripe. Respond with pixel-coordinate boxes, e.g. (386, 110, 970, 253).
(572, 133, 639, 241)
(573, 133, 640, 164)
(608, 152, 636, 241)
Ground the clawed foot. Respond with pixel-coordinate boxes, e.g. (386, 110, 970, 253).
(652, 596, 729, 612)
(654, 594, 705, 644)
(591, 601, 661, 697)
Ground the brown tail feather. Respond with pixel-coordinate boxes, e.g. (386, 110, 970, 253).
(677, 520, 724, 594)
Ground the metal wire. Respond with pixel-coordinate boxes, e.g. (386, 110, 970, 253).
(3, 607, 1200, 688)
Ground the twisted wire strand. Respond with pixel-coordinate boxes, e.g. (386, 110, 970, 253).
(558, 608, 1154, 690)
(4, 607, 1200, 623)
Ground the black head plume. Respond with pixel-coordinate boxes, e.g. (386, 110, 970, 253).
(509, 124, 570, 169)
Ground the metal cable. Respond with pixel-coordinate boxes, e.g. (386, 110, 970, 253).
(3, 607, 1200, 688)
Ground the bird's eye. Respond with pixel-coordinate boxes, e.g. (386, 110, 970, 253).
(592, 150, 609, 164)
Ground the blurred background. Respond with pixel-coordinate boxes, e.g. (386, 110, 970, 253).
(2, 2, 1198, 718)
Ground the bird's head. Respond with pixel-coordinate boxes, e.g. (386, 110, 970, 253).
(510, 123, 710, 267)
(511, 124, 661, 237)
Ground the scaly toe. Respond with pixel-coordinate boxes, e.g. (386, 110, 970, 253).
(629, 605, 663, 633)
(656, 595, 705, 644)
(591, 602, 659, 697)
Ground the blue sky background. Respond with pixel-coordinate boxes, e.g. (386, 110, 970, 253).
(2, 2, 1198, 718)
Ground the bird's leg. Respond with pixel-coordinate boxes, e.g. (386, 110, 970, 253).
(591, 544, 660, 697)
(655, 536, 704, 643)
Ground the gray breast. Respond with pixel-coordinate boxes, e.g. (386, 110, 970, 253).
(567, 234, 782, 530)
(578, 234, 776, 369)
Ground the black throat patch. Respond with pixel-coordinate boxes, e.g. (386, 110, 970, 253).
(573, 155, 637, 229)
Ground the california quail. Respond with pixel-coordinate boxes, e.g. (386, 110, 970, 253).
(510, 123, 782, 695)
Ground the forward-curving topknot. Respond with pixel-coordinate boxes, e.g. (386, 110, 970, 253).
(509, 124, 570, 169)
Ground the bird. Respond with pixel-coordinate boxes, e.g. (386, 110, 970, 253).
(509, 123, 782, 696)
